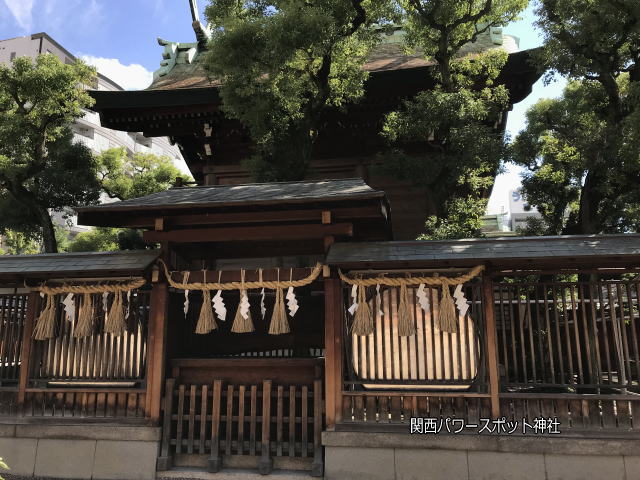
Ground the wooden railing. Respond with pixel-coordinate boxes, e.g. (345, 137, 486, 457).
(158, 378, 323, 476)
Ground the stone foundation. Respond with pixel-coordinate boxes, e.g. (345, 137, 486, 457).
(323, 431, 640, 480)
(0, 421, 160, 480)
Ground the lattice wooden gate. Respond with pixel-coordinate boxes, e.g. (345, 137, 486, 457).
(158, 378, 323, 476)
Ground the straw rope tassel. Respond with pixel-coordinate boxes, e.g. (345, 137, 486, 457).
(352, 285, 373, 336)
(105, 291, 126, 335)
(397, 283, 416, 337)
(437, 285, 458, 333)
(195, 272, 217, 334)
(74, 293, 95, 338)
(231, 270, 254, 333)
(33, 294, 56, 340)
(269, 269, 289, 335)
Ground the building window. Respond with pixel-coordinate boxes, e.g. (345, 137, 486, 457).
(10, 52, 16, 61)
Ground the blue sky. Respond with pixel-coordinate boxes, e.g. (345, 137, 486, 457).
(0, 0, 566, 214)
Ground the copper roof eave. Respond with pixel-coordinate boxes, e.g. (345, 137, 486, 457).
(88, 48, 541, 113)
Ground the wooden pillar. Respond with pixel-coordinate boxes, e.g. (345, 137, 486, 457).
(259, 379, 273, 474)
(146, 281, 169, 422)
(324, 275, 343, 430)
(17, 291, 39, 413)
(311, 379, 323, 477)
(157, 377, 175, 471)
(482, 273, 501, 418)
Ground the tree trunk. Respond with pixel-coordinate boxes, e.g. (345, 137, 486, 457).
(575, 169, 600, 235)
(34, 204, 58, 253)
(6, 183, 58, 253)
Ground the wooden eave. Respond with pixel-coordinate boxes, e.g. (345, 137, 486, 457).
(77, 196, 393, 244)
(89, 49, 541, 131)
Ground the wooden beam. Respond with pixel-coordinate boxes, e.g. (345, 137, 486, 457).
(324, 276, 343, 429)
(143, 223, 353, 244)
(166, 266, 323, 284)
(324, 235, 335, 253)
(482, 273, 501, 418)
(17, 291, 39, 412)
(146, 282, 169, 422)
(89, 205, 383, 229)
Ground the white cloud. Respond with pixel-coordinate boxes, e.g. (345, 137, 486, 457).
(80, 55, 153, 91)
(3, 0, 34, 31)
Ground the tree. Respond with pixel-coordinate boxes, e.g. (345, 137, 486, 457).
(0, 55, 101, 252)
(381, 0, 527, 239)
(511, 0, 640, 235)
(67, 148, 189, 253)
(96, 147, 190, 200)
(511, 78, 640, 235)
(203, 0, 396, 181)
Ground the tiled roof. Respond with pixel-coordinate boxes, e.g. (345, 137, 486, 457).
(326, 235, 640, 266)
(0, 250, 159, 277)
(76, 178, 384, 213)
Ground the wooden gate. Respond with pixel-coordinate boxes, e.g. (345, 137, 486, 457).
(158, 358, 324, 476)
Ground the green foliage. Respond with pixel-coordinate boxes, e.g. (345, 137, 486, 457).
(535, 0, 640, 90)
(204, 0, 397, 181)
(511, 0, 640, 235)
(401, 0, 527, 91)
(0, 456, 8, 480)
(382, 0, 526, 239)
(96, 148, 190, 200)
(511, 78, 640, 234)
(419, 195, 488, 240)
(0, 55, 99, 252)
(68, 227, 147, 253)
(68, 227, 119, 252)
(1, 230, 40, 255)
(516, 216, 550, 236)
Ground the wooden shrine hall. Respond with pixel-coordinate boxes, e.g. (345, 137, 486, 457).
(1, 178, 640, 480)
(0, 2, 639, 478)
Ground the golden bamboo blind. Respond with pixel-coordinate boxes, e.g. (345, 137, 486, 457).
(350, 285, 480, 390)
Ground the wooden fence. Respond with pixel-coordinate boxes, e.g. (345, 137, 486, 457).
(344, 283, 487, 389)
(0, 293, 28, 385)
(495, 281, 640, 391)
(30, 291, 150, 384)
(16, 290, 151, 419)
(159, 378, 323, 476)
(22, 388, 147, 419)
(339, 277, 640, 435)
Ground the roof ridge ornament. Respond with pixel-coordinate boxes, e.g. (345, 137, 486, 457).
(189, 0, 211, 49)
